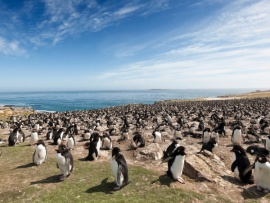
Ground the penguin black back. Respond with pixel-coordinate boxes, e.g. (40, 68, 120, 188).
(200, 139, 217, 153)
(162, 139, 179, 160)
(132, 133, 145, 148)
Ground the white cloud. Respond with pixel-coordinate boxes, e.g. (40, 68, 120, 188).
(0, 37, 26, 56)
(96, 0, 270, 89)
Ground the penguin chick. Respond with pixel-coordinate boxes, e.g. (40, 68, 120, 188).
(33, 140, 47, 165)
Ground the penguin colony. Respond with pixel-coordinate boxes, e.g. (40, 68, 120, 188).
(2, 97, 270, 193)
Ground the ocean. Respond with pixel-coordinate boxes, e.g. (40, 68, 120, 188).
(0, 89, 262, 112)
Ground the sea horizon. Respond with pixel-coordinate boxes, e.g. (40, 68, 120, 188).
(0, 88, 268, 112)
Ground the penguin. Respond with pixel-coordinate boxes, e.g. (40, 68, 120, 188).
(121, 128, 130, 140)
(85, 133, 101, 161)
(83, 129, 91, 140)
(132, 132, 145, 148)
(174, 127, 183, 140)
(152, 130, 162, 143)
(110, 147, 130, 191)
(246, 128, 260, 143)
(46, 127, 56, 140)
(33, 140, 47, 165)
(101, 133, 112, 150)
(66, 134, 75, 150)
(53, 128, 64, 145)
(211, 129, 219, 143)
(17, 128, 25, 144)
(55, 144, 74, 181)
(163, 146, 186, 183)
(246, 145, 269, 156)
(200, 139, 218, 153)
(231, 126, 244, 145)
(197, 120, 205, 131)
(202, 128, 211, 144)
(8, 128, 18, 146)
(30, 129, 39, 146)
(162, 139, 179, 160)
(243, 153, 270, 193)
(230, 145, 253, 184)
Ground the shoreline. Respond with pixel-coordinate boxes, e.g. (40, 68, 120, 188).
(1, 90, 270, 119)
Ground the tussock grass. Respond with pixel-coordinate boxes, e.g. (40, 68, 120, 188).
(0, 143, 205, 203)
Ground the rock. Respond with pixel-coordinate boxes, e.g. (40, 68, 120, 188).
(139, 143, 164, 160)
(183, 152, 233, 182)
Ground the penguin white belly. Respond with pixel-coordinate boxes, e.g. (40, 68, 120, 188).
(34, 124, 39, 131)
(60, 132, 64, 140)
(30, 132, 38, 145)
(49, 131, 53, 140)
(103, 138, 112, 149)
(232, 154, 240, 180)
(203, 132, 210, 144)
(254, 162, 270, 190)
(122, 132, 129, 139)
(211, 132, 219, 143)
(57, 138, 62, 145)
(154, 132, 162, 143)
(84, 133, 90, 140)
(97, 139, 101, 154)
(34, 145, 47, 165)
(170, 155, 185, 180)
(174, 130, 182, 139)
(232, 130, 242, 144)
(110, 156, 118, 182)
(67, 138, 75, 150)
(265, 139, 270, 151)
(55, 153, 69, 176)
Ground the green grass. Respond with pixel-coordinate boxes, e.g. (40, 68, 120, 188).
(0, 143, 205, 203)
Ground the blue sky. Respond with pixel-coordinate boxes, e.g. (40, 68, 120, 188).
(0, 0, 270, 91)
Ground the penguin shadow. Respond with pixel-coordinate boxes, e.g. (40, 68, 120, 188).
(78, 157, 88, 162)
(221, 175, 246, 186)
(241, 185, 268, 200)
(30, 175, 62, 185)
(226, 144, 234, 147)
(85, 178, 114, 194)
(15, 162, 36, 169)
(151, 174, 175, 187)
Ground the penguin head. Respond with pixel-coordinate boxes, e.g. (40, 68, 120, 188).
(230, 145, 246, 156)
(111, 147, 121, 159)
(56, 144, 68, 154)
(174, 146, 186, 156)
(36, 139, 45, 146)
(256, 153, 268, 163)
(170, 139, 178, 145)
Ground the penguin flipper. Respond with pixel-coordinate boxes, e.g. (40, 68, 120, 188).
(161, 156, 173, 164)
(242, 163, 255, 176)
(231, 160, 238, 172)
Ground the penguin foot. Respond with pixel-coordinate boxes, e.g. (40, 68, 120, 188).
(59, 175, 66, 181)
(177, 177, 185, 184)
(113, 181, 131, 191)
